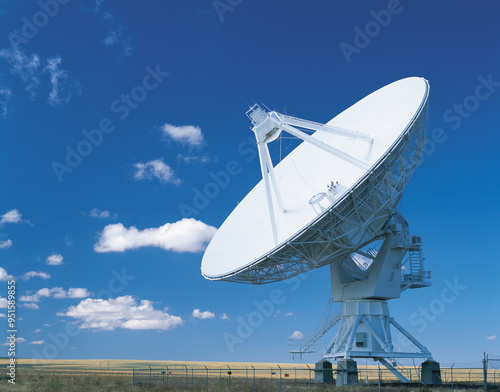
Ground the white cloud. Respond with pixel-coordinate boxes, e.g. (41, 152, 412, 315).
(486, 335, 497, 340)
(60, 295, 183, 331)
(0, 313, 5, 318)
(0, 267, 14, 281)
(67, 288, 92, 298)
(176, 153, 211, 165)
(3, 337, 26, 345)
(90, 208, 111, 218)
(28, 340, 45, 345)
(290, 330, 304, 340)
(0, 297, 7, 308)
(0, 47, 78, 114)
(94, 218, 217, 253)
(91, 0, 133, 57)
(220, 313, 230, 321)
(0, 46, 40, 98)
(192, 309, 215, 320)
(33, 329, 41, 333)
(46, 253, 63, 265)
(162, 124, 204, 146)
(0, 208, 23, 224)
(133, 159, 180, 184)
(44, 56, 81, 106)
(19, 287, 92, 303)
(23, 303, 39, 310)
(0, 86, 12, 118)
(285, 312, 294, 317)
(22, 271, 51, 280)
(0, 239, 12, 249)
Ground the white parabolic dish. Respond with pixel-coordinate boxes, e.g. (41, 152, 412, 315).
(202, 77, 429, 283)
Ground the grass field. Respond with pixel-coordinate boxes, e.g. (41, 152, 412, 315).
(0, 358, 498, 391)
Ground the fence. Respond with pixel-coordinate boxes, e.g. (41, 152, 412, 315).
(131, 364, 500, 391)
(6, 358, 500, 391)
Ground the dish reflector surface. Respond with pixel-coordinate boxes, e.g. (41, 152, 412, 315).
(202, 77, 429, 283)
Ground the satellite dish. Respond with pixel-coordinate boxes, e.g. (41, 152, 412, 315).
(202, 77, 442, 385)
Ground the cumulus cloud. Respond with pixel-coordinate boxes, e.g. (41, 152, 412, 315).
(59, 295, 183, 331)
(0, 267, 14, 281)
(33, 329, 41, 333)
(220, 313, 230, 321)
(0, 239, 12, 249)
(0, 208, 24, 225)
(133, 159, 180, 184)
(44, 56, 81, 106)
(285, 312, 294, 317)
(94, 218, 217, 253)
(192, 309, 215, 320)
(22, 271, 51, 280)
(28, 340, 45, 345)
(0, 297, 7, 308)
(486, 335, 497, 340)
(19, 287, 92, 303)
(162, 124, 204, 147)
(290, 330, 304, 340)
(46, 253, 63, 265)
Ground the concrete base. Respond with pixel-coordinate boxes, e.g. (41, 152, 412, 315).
(421, 360, 442, 385)
(314, 360, 334, 384)
(336, 359, 359, 386)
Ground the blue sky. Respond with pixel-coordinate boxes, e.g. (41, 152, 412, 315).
(0, 0, 499, 368)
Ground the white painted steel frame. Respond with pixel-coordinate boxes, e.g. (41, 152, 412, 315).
(207, 87, 429, 284)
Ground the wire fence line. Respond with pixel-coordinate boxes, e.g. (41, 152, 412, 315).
(131, 364, 500, 390)
(10, 360, 500, 391)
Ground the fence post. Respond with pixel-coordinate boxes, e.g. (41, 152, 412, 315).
(166, 366, 169, 388)
(185, 365, 188, 390)
(277, 364, 282, 392)
(149, 366, 152, 387)
(251, 365, 255, 392)
(483, 352, 488, 392)
(132, 368, 135, 385)
(451, 363, 455, 391)
(306, 364, 311, 391)
(205, 365, 208, 391)
(378, 363, 381, 392)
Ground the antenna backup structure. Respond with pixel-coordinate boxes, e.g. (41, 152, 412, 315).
(202, 77, 442, 385)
